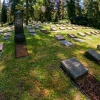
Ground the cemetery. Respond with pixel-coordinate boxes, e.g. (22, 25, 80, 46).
(0, 0, 100, 100)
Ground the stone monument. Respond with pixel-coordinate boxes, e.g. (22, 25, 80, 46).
(14, 11, 26, 44)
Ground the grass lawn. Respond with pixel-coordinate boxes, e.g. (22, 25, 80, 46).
(0, 23, 100, 100)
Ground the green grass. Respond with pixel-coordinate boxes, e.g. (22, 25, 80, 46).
(0, 23, 100, 100)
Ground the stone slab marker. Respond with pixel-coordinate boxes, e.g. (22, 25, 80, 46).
(54, 34, 65, 40)
(60, 40, 73, 46)
(60, 57, 88, 80)
(14, 11, 26, 44)
(85, 49, 100, 63)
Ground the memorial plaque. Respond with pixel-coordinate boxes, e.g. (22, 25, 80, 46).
(60, 40, 73, 46)
(67, 34, 77, 38)
(66, 27, 72, 30)
(90, 31, 97, 35)
(54, 34, 65, 40)
(14, 11, 26, 44)
(59, 27, 65, 30)
(40, 29, 50, 34)
(77, 32, 86, 37)
(50, 27, 57, 31)
(84, 32, 92, 36)
(73, 27, 78, 30)
(0, 43, 3, 51)
(85, 49, 100, 63)
(60, 57, 88, 80)
(73, 38, 85, 42)
(0, 30, 3, 34)
(97, 44, 100, 50)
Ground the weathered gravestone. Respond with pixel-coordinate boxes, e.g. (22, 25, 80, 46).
(77, 32, 86, 37)
(67, 34, 77, 38)
(54, 34, 65, 40)
(40, 29, 50, 34)
(60, 40, 73, 46)
(73, 38, 85, 42)
(85, 49, 100, 64)
(60, 57, 88, 80)
(84, 32, 92, 36)
(90, 31, 97, 35)
(14, 11, 26, 44)
(97, 44, 100, 50)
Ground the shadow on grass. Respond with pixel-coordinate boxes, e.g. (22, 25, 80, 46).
(0, 28, 99, 100)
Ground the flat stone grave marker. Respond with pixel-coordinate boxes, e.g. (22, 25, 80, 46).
(28, 29, 36, 35)
(40, 29, 50, 34)
(56, 24, 61, 27)
(84, 32, 92, 36)
(59, 27, 65, 30)
(0, 30, 3, 34)
(50, 27, 57, 31)
(85, 49, 100, 63)
(97, 44, 100, 50)
(54, 34, 65, 40)
(90, 31, 97, 35)
(60, 40, 73, 46)
(60, 57, 88, 80)
(77, 32, 86, 37)
(73, 38, 85, 42)
(4, 32, 11, 36)
(73, 27, 78, 30)
(62, 25, 66, 27)
(66, 27, 72, 30)
(34, 25, 40, 29)
(67, 34, 77, 38)
(94, 31, 100, 34)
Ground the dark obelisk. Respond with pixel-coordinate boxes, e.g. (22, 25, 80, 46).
(14, 11, 26, 44)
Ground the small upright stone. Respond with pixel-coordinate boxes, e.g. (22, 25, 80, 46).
(14, 11, 26, 44)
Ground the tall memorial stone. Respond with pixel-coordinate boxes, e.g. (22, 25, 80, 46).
(14, 11, 26, 44)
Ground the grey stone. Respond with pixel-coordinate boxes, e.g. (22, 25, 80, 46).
(85, 49, 100, 63)
(67, 34, 77, 38)
(60, 57, 88, 80)
(40, 29, 50, 34)
(50, 27, 57, 31)
(73, 27, 78, 30)
(54, 34, 65, 40)
(90, 31, 97, 35)
(0, 30, 3, 34)
(60, 40, 73, 46)
(73, 38, 85, 42)
(97, 44, 100, 50)
(66, 27, 72, 30)
(0, 43, 3, 51)
(14, 11, 26, 44)
(77, 32, 86, 37)
(59, 27, 65, 30)
(84, 32, 92, 36)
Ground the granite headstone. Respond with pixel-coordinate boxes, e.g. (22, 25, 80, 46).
(60, 57, 88, 80)
(85, 49, 100, 63)
(14, 11, 26, 44)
